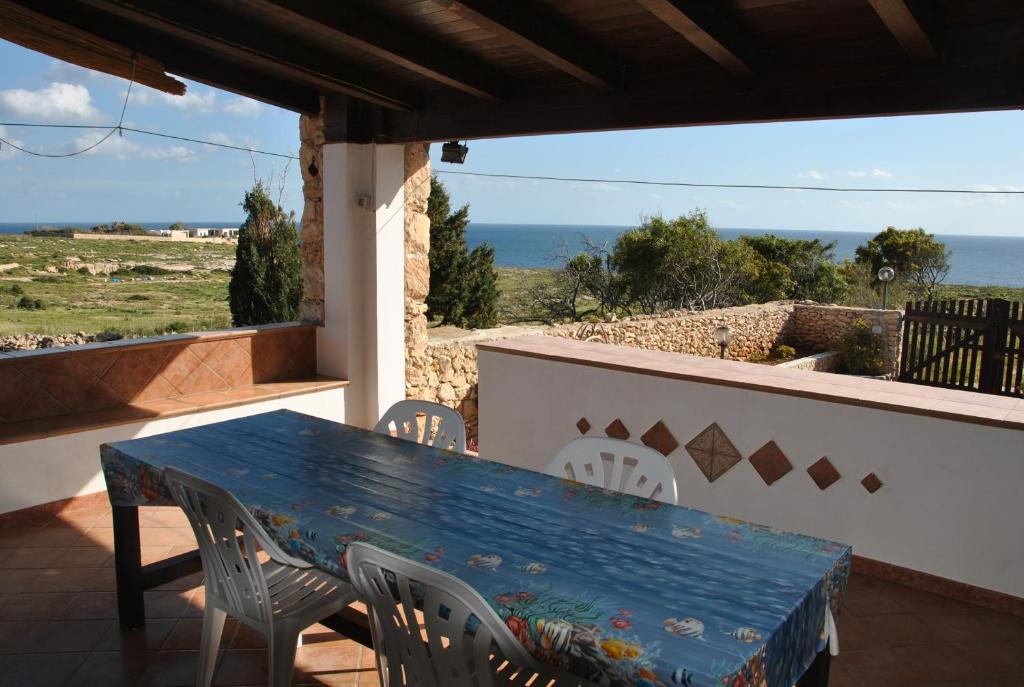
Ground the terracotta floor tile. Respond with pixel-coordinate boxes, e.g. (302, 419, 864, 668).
(212, 648, 268, 685)
(0, 592, 74, 620)
(843, 586, 909, 617)
(161, 617, 238, 651)
(182, 587, 206, 617)
(139, 527, 197, 547)
(144, 650, 200, 687)
(82, 527, 115, 548)
(0, 547, 67, 569)
(143, 589, 196, 619)
(0, 527, 39, 548)
(50, 546, 112, 568)
(839, 648, 918, 687)
(962, 641, 1024, 680)
(826, 660, 861, 687)
(28, 566, 116, 593)
(0, 568, 41, 592)
(94, 618, 176, 652)
(59, 592, 117, 619)
(913, 610, 1021, 645)
(140, 508, 190, 529)
(141, 545, 175, 566)
(0, 651, 89, 687)
(68, 649, 155, 687)
(890, 643, 978, 684)
(17, 527, 90, 548)
(0, 619, 109, 653)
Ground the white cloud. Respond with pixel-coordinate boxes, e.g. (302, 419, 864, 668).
(223, 97, 262, 117)
(0, 82, 101, 121)
(128, 85, 216, 113)
(204, 131, 257, 150)
(143, 145, 199, 162)
(798, 170, 824, 180)
(842, 168, 893, 179)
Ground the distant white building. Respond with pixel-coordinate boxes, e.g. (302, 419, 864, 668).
(187, 227, 211, 238)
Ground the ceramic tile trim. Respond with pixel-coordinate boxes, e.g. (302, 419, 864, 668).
(478, 336, 1024, 432)
(0, 377, 348, 447)
(0, 321, 316, 365)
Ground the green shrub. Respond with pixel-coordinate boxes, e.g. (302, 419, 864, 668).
(163, 321, 192, 333)
(9, 284, 23, 295)
(16, 296, 45, 310)
(126, 294, 150, 301)
(840, 319, 885, 375)
(77, 266, 91, 275)
(115, 264, 173, 276)
(774, 344, 797, 360)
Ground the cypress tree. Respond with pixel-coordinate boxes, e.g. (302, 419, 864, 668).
(425, 176, 499, 328)
(228, 182, 302, 326)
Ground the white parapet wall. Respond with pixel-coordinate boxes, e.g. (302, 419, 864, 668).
(0, 389, 345, 514)
(478, 336, 1024, 600)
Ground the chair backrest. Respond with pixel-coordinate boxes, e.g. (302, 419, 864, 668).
(164, 467, 308, 628)
(346, 543, 542, 687)
(374, 400, 467, 453)
(546, 436, 678, 503)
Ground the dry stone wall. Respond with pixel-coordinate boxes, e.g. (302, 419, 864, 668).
(792, 304, 902, 374)
(407, 302, 904, 441)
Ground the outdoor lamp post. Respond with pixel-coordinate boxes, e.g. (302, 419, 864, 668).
(878, 266, 896, 309)
(713, 325, 732, 359)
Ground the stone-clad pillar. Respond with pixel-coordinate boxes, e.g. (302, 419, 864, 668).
(404, 143, 430, 399)
(298, 109, 325, 324)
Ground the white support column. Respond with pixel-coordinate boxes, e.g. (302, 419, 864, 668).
(318, 143, 406, 428)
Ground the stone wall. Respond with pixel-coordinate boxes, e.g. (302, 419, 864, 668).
(407, 302, 904, 441)
(403, 143, 432, 397)
(298, 107, 325, 324)
(547, 302, 796, 360)
(777, 350, 842, 372)
(792, 304, 902, 374)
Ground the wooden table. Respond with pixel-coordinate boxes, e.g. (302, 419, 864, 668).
(101, 409, 849, 687)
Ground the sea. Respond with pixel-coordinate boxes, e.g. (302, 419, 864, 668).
(2, 221, 1023, 287)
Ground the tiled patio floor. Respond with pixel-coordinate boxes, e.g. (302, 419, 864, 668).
(1, 501, 1022, 687)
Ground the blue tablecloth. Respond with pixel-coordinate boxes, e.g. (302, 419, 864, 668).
(101, 409, 850, 687)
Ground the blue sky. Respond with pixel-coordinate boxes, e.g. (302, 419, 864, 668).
(1, 39, 1022, 235)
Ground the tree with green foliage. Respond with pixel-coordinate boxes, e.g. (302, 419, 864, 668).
(740, 234, 847, 303)
(228, 181, 302, 326)
(854, 227, 950, 299)
(426, 176, 498, 328)
(611, 211, 754, 313)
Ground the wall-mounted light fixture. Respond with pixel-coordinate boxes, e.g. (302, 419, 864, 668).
(441, 140, 469, 164)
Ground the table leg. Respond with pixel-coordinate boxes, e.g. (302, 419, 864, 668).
(797, 648, 831, 687)
(112, 505, 145, 628)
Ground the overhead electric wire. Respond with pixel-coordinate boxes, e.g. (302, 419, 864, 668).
(435, 170, 1024, 195)
(1, 118, 1021, 195)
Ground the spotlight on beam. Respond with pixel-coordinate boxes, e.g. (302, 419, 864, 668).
(441, 140, 469, 164)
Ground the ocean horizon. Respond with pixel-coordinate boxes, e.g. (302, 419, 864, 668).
(2, 221, 1023, 287)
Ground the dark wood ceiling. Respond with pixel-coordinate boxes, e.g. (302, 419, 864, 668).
(3, 0, 1023, 142)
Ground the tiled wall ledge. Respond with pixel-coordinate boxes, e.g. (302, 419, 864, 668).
(0, 322, 348, 446)
(478, 336, 1024, 431)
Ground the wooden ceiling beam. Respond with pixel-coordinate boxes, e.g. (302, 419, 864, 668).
(248, 0, 507, 102)
(0, 0, 184, 95)
(72, 0, 415, 110)
(868, 0, 939, 62)
(437, 0, 623, 89)
(14, 0, 321, 114)
(635, 0, 759, 77)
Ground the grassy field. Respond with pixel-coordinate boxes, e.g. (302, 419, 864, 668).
(0, 234, 235, 337)
(2, 234, 1023, 337)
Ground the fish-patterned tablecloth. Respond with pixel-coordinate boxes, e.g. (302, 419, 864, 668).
(101, 409, 850, 687)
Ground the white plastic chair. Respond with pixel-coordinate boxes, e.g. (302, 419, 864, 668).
(546, 437, 678, 504)
(346, 542, 554, 687)
(374, 400, 467, 453)
(164, 467, 356, 687)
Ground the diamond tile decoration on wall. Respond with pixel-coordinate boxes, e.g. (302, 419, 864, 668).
(576, 418, 591, 434)
(862, 473, 884, 494)
(685, 422, 742, 482)
(749, 441, 793, 485)
(604, 419, 630, 440)
(641, 421, 678, 456)
(807, 457, 841, 490)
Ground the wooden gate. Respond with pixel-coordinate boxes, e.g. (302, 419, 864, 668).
(899, 298, 1024, 396)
